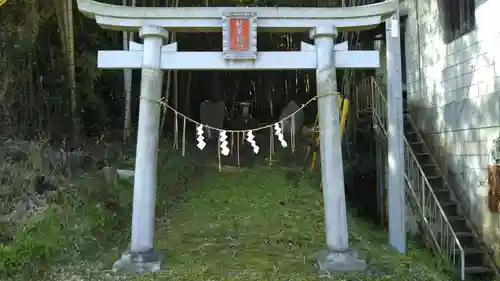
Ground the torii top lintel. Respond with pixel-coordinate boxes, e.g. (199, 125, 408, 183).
(76, 0, 400, 33)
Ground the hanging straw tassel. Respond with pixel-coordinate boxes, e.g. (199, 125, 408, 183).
(231, 131, 235, 153)
(173, 111, 179, 149)
(217, 130, 222, 171)
(270, 127, 275, 155)
(237, 131, 240, 167)
(291, 115, 296, 153)
(182, 117, 187, 157)
(269, 127, 273, 166)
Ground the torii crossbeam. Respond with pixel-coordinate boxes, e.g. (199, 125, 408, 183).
(98, 41, 379, 70)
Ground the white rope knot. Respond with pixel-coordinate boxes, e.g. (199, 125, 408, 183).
(219, 130, 230, 156)
(274, 122, 287, 148)
(196, 124, 206, 150)
(246, 131, 259, 154)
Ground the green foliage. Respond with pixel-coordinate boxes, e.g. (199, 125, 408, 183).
(0, 146, 200, 281)
(0, 0, 123, 138)
(0, 174, 128, 278)
(0, 0, 347, 140)
(0, 149, 454, 281)
(146, 166, 452, 281)
(102, 165, 451, 281)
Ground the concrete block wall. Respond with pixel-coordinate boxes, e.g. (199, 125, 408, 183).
(403, 0, 500, 261)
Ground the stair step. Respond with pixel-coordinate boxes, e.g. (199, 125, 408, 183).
(432, 189, 452, 201)
(448, 216, 466, 222)
(357, 117, 372, 124)
(453, 247, 484, 255)
(465, 266, 492, 274)
(455, 231, 474, 238)
(433, 187, 448, 192)
(442, 205, 461, 218)
(455, 231, 478, 248)
(440, 201, 457, 207)
(409, 142, 425, 151)
(405, 134, 419, 143)
(358, 110, 372, 115)
(411, 148, 426, 154)
(421, 164, 437, 170)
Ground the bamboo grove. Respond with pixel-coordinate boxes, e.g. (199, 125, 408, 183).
(0, 0, 379, 143)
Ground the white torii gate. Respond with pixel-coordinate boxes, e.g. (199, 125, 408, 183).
(76, 0, 406, 273)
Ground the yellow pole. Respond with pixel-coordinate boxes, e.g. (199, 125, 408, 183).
(0, 0, 7, 7)
(310, 95, 350, 172)
(339, 98, 349, 138)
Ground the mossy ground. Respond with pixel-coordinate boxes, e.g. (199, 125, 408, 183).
(0, 144, 454, 281)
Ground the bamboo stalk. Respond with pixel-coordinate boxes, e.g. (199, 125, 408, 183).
(159, 0, 179, 133)
(123, 0, 134, 141)
(67, 0, 78, 135)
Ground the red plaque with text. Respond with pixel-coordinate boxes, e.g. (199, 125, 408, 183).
(229, 18, 250, 51)
(222, 12, 257, 60)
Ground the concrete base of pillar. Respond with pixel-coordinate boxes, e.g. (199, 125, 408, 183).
(316, 248, 367, 272)
(112, 251, 162, 273)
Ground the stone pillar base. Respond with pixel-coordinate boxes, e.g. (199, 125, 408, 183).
(316, 248, 367, 272)
(112, 251, 162, 273)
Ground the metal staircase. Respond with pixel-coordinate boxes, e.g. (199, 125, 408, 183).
(354, 77, 498, 280)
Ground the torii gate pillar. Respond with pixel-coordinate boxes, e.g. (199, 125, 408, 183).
(113, 26, 168, 273)
(312, 25, 366, 272)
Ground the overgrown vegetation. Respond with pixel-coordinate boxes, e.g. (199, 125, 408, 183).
(0, 141, 199, 280)
(1, 0, 110, 138)
(0, 142, 453, 281)
(0, 0, 376, 141)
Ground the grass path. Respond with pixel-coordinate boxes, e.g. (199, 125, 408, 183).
(46, 165, 452, 281)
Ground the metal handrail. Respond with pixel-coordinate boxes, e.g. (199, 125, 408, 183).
(357, 77, 465, 279)
(405, 115, 449, 181)
(404, 115, 471, 216)
(373, 110, 466, 279)
(404, 105, 500, 278)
